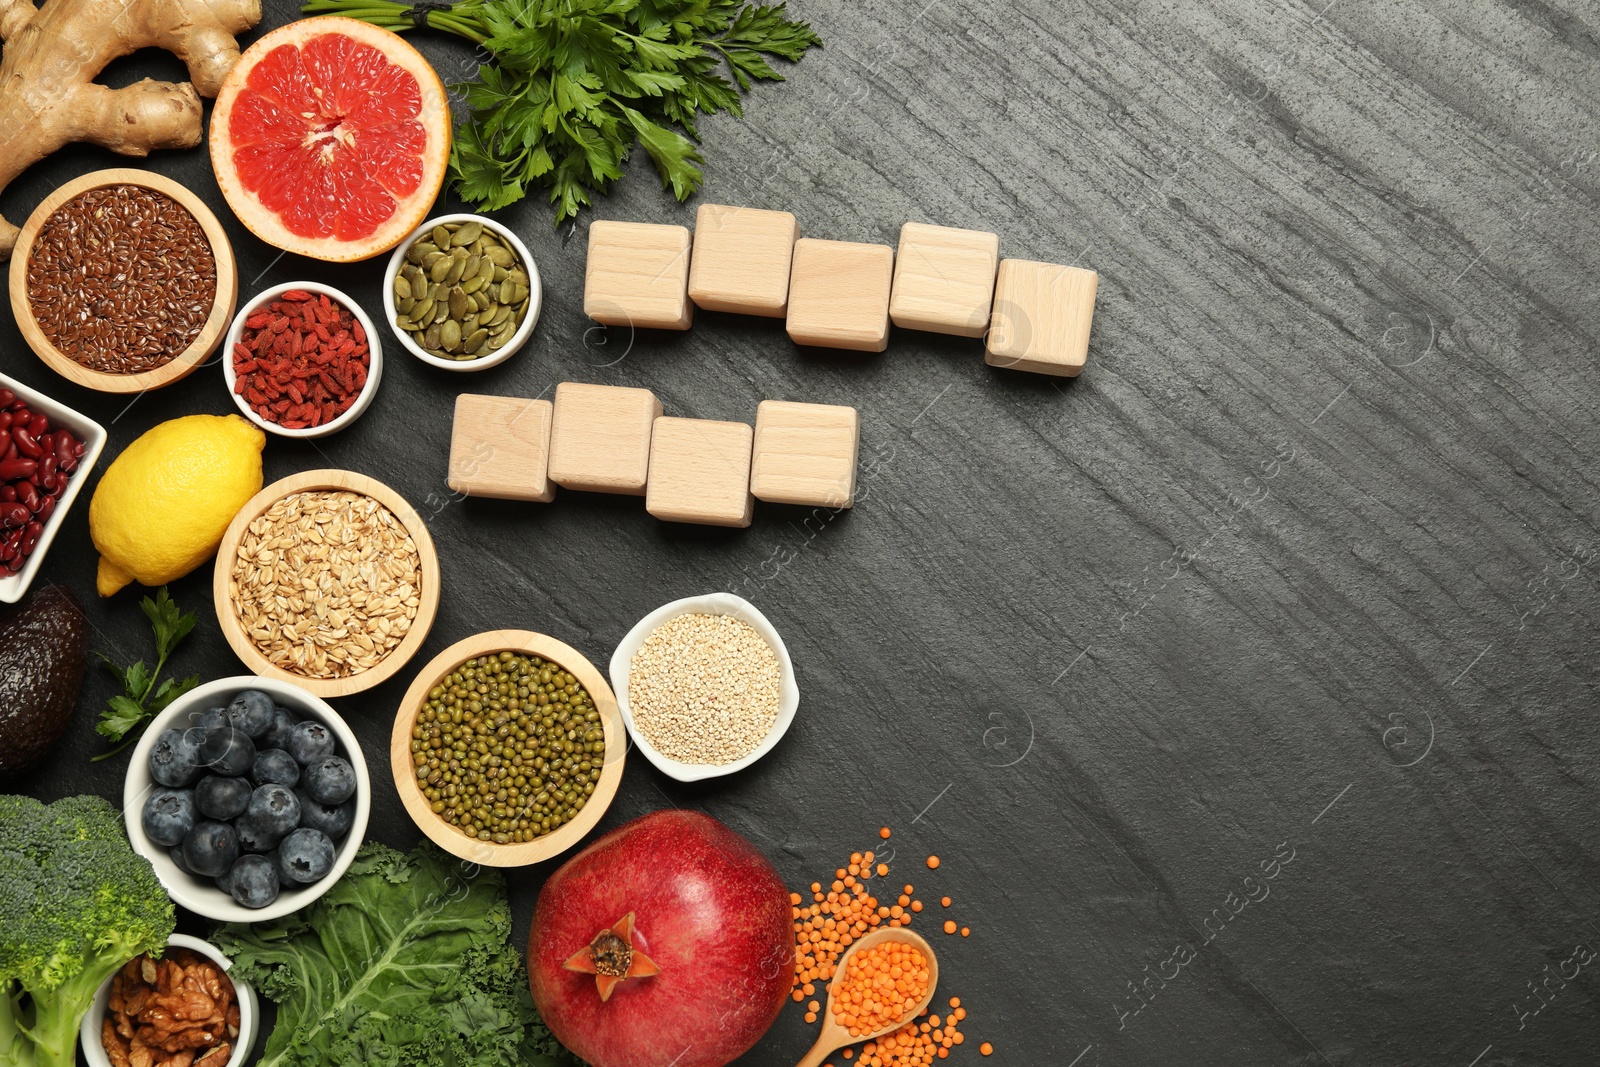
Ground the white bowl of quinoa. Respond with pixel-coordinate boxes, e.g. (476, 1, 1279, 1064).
(609, 592, 798, 783)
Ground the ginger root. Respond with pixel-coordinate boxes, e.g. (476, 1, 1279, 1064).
(0, 0, 260, 258)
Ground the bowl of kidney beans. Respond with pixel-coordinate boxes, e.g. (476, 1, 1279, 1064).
(0, 373, 107, 603)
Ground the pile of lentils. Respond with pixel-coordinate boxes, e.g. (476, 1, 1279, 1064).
(411, 652, 605, 843)
(628, 613, 782, 766)
(27, 185, 216, 375)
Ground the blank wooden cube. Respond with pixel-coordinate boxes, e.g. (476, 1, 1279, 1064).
(751, 400, 860, 508)
(889, 222, 1000, 337)
(785, 239, 894, 352)
(584, 221, 693, 330)
(645, 417, 755, 527)
(688, 205, 800, 317)
(985, 259, 1099, 376)
(548, 382, 663, 495)
(447, 394, 555, 502)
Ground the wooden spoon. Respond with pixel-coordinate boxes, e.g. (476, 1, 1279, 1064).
(795, 926, 940, 1067)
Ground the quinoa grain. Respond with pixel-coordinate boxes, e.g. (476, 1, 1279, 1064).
(628, 613, 780, 765)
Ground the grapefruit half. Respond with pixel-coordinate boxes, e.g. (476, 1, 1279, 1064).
(210, 18, 451, 262)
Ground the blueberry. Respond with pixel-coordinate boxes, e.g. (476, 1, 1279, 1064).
(149, 728, 202, 788)
(295, 790, 355, 839)
(235, 816, 283, 854)
(193, 706, 228, 732)
(246, 783, 300, 836)
(225, 854, 279, 909)
(141, 788, 195, 847)
(227, 690, 275, 739)
(262, 705, 299, 749)
(194, 775, 252, 820)
(251, 748, 300, 789)
(304, 756, 356, 805)
(198, 725, 255, 777)
(284, 720, 335, 766)
(169, 845, 195, 876)
(181, 821, 240, 878)
(278, 827, 335, 884)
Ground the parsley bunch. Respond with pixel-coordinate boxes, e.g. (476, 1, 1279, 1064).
(91, 587, 201, 761)
(303, 0, 823, 222)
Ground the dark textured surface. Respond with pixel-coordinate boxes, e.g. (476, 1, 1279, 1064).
(4, 0, 1599, 1064)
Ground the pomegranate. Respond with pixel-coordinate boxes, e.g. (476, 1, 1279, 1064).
(529, 810, 792, 1067)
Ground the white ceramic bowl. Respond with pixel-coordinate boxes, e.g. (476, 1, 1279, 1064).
(608, 593, 799, 783)
(79, 933, 258, 1067)
(0, 372, 107, 604)
(123, 676, 371, 923)
(221, 282, 383, 438)
(382, 213, 542, 372)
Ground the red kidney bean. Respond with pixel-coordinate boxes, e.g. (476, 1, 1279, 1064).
(12, 427, 42, 459)
(0, 394, 82, 574)
(0, 457, 36, 480)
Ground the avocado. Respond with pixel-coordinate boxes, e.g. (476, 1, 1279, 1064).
(0, 584, 89, 775)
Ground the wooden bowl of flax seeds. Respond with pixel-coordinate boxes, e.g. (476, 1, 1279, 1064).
(8, 169, 237, 394)
(213, 469, 441, 698)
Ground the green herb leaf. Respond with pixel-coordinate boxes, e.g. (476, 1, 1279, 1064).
(92, 588, 202, 759)
(142, 586, 198, 661)
(148, 675, 203, 715)
(309, 0, 821, 221)
(96, 695, 152, 742)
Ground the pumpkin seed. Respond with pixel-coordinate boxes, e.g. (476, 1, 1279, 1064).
(432, 225, 451, 248)
(424, 322, 442, 349)
(429, 256, 452, 283)
(440, 319, 462, 351)
(449, 288, 470, 319)
(452, 221, 483, 246)
(394, 274, 412, 301)
(410, 297, 434, 324)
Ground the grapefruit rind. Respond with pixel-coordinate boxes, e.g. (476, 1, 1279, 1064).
(209, 18, 451, 263)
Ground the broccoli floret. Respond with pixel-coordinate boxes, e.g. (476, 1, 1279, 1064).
(0, 794, 175, 1067)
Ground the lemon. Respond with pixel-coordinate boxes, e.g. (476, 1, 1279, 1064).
(89, 415, 266, 597)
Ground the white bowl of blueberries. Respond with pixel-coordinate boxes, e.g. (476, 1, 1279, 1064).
(122, 676, 370, 922)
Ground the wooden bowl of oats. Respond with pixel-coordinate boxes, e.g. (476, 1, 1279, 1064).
(213, 469, 440, 698)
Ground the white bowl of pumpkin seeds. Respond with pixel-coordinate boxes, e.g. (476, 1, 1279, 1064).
(383, 213, 542, 372)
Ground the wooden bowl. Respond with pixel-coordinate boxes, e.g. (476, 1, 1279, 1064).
(213, 469, 440, 698)
(391, 630, 626, 868)
(8, 168, 237, 393)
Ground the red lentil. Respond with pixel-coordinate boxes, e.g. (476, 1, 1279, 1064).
(233, 290, 369, 430)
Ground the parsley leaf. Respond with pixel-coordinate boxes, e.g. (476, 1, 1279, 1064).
(92, 587, 202, 761)
(302, 0, 823, 223)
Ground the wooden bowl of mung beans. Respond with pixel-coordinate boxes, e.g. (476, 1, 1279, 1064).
(390, 630, 625, 868)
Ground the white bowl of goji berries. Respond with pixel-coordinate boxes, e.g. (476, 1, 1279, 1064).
(223, 282, 383, 439)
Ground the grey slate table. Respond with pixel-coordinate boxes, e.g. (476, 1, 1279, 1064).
(5, 0, 1599, 1063)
